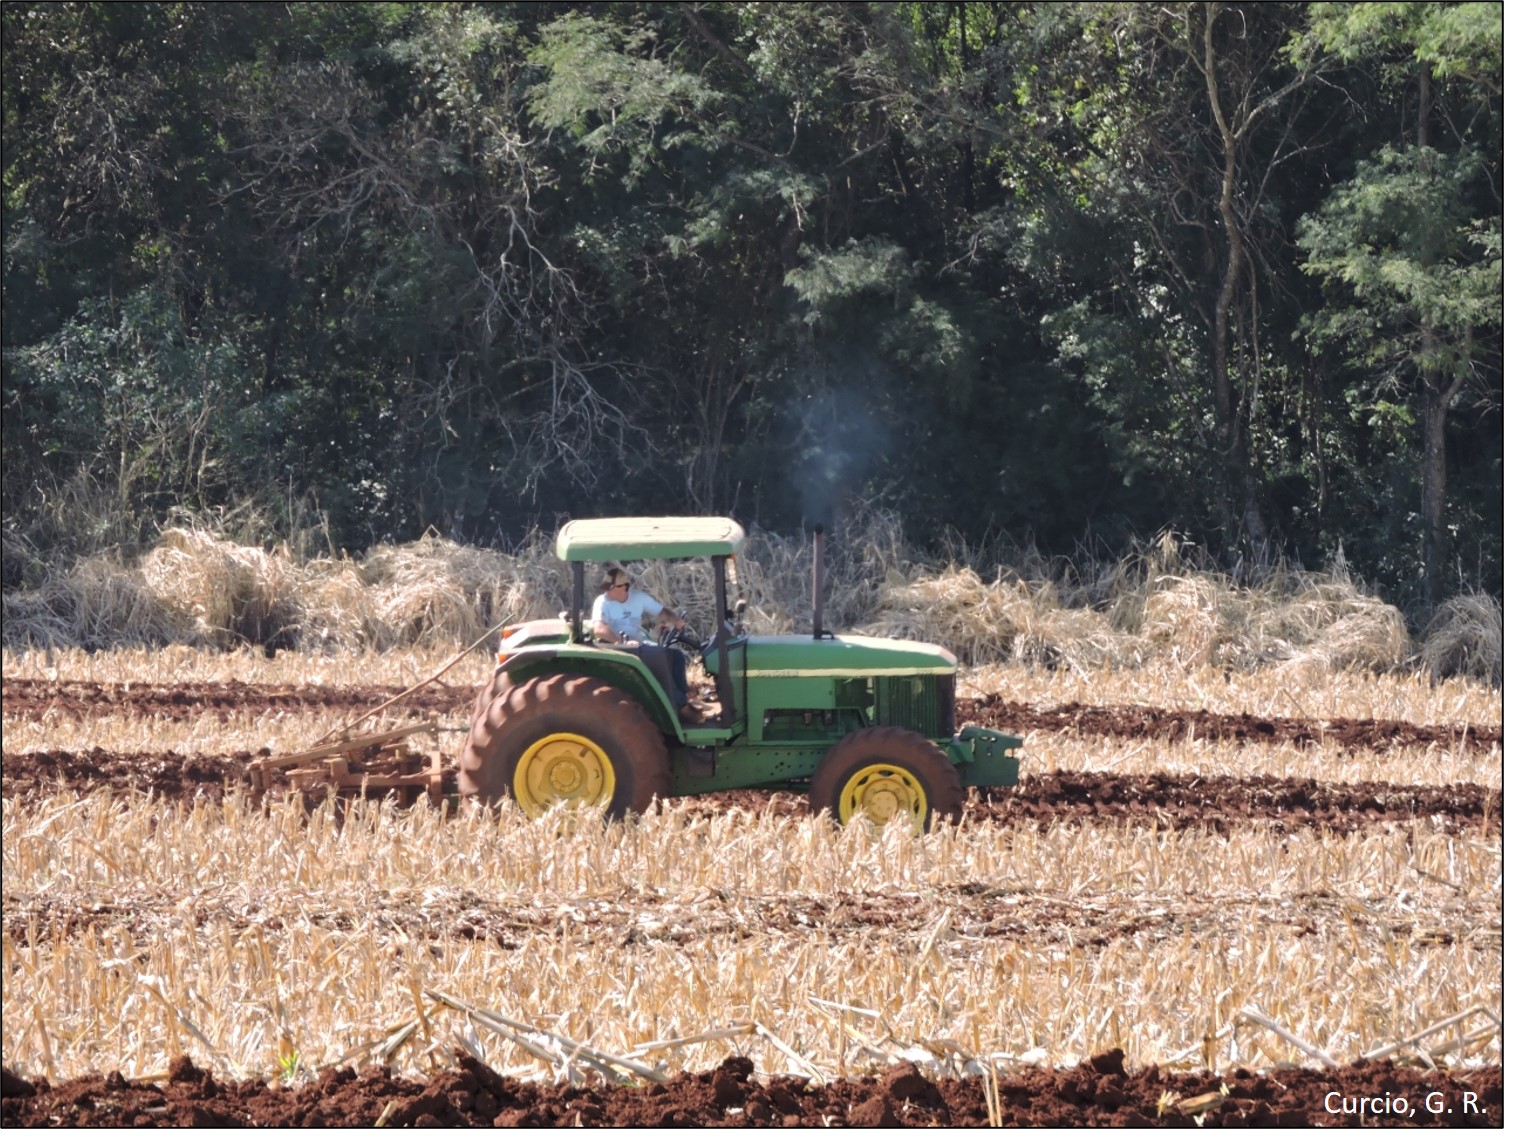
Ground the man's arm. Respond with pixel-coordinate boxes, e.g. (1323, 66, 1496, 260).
(639, 593, 684, 630)
(631, 591, 683, 633)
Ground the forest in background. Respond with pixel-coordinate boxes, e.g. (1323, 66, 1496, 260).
(2, 2, 1503, 617)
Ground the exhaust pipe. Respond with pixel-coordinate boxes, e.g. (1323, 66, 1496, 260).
(812, 524, 826, 640)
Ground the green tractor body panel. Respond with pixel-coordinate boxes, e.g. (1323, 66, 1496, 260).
(483, 515, 1023, 809)
(736, 633, 957, 677)
(717, 633, 955, 744)
(949, 725, 1025, 786)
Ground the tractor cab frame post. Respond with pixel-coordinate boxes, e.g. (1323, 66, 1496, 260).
(712, 554, 735, 724)
(812, 524, 827, 640)
(570, 562, 586, 643)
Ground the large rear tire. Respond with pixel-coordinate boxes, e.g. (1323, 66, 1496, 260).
(459, 673, 670, 818)
(468, 669, 510, 725)
(808, 727, 965, 831)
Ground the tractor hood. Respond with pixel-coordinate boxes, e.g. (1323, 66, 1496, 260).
(740, 634, 957, 677)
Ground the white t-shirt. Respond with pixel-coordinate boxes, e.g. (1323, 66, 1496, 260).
(591, 588, 664, 642)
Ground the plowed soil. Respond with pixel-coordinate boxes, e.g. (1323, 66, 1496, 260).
(0, 749, 1500, 835)
(4, 673, 1503, 1124)
(2, 677, 1502, 754)
(2, 1051, 1502, 1128)
(4, 678, 1501, 832)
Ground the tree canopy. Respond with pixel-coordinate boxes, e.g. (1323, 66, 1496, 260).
(2, 1, 1503, 609)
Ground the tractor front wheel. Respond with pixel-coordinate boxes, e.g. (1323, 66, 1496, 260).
(809, 727, 965, 831)
(459, 673, 669, 818)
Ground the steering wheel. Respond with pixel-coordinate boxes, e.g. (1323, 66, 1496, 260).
(658, 615, 706, 657)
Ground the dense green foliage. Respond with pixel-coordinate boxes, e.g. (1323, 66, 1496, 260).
(3, 2, 1502, 609)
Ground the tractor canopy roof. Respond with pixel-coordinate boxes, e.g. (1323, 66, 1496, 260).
(556, 516, 747, 562)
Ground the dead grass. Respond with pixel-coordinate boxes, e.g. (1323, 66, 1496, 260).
(1, 645, 490, 691)
(3, 642, 1502, 791)
(5, 642, 1503, 729)
(964, 662, 1502, 728)
(1, 791, 1502, 1085)
(870, 549, 1419, 678)
(1419, 593, 1503, 687)
(2, 513, 1503, 685)
(1026, 735, 1499, 789)
(3, 528, 568, 655)
(0, 509, 1504, 1090)
(0, 633, 1502, 1086)
(0, 553, 189, 649)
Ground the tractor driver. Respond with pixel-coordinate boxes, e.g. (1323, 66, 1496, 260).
(591, 567, 703, 724)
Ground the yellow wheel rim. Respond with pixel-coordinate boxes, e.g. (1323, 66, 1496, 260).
(513, 732, 616, 816)
(837, 763, 929, 829)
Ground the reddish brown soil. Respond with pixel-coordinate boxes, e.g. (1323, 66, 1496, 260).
(3, 678, 1501, 754)
(719, 773, 1503, 836)
(0, 748, 1500, 835)
(2, 747, 260, 804)
(966, 693, 1501, 754)
(0, 677, 471, 721)
(1, 1051, 1502, 1128)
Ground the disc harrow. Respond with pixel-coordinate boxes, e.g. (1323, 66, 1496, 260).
(246, 721, 454, 805)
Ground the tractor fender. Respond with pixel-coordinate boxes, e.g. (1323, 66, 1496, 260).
(496, 645, 684, 736)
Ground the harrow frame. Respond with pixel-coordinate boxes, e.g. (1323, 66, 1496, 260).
(247, 721, 454, 805)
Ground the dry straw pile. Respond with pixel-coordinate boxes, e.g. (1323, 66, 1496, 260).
(140, 528, 300, 648)
(3, 529, 568, 655)
(0, 511, 1501, 683)
(865, 530, 1421, 679)
(1419, 593, 1503, 686)
(1, 551, 185, 649)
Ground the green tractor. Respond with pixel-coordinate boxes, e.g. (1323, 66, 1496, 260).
(459, 517, 1022, 829)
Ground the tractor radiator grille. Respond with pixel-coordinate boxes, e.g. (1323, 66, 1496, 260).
(874, 675, 955, 739)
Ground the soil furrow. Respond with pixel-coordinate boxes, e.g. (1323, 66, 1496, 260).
(1, 677, 1501, 753)
(2, 749, 1500, 834)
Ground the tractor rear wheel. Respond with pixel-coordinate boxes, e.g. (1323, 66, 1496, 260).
(809, 727, 965, 831)
(468, 669, 510, 725)
(459, 673, 669, 818)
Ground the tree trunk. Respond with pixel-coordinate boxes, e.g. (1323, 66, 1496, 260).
(1416, 60, 1446, 609)
(1420, 377, 1449, 610)
(1201, 3, 1269, 556)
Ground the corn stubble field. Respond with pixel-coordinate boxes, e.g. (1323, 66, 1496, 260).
(1, 522, 1504, 1126)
